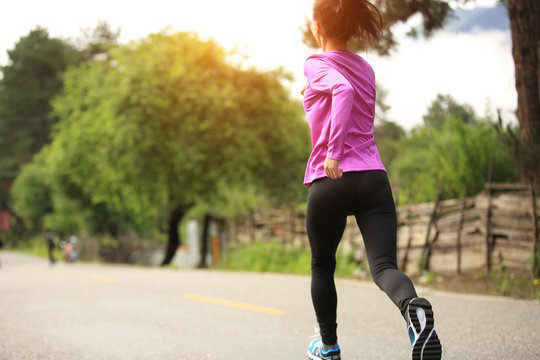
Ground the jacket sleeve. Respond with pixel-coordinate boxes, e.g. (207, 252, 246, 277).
(305, 57, 354, 161)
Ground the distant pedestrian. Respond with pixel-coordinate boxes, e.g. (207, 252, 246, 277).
(68, 235, 78, 262)
(301, 1, 442, 359)
(44, 229, 56, 265)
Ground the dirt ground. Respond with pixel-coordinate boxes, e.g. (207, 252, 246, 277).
(409, 270, 540, 301)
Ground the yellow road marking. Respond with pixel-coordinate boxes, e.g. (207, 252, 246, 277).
(185, 293, 287, 316)
(88, 274, 118, 283)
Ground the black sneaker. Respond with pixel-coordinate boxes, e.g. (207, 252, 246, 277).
(406, 297, 442, 360)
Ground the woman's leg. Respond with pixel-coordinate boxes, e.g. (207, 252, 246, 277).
(353, 172, 417, 316)
(306, 178, 348, 346)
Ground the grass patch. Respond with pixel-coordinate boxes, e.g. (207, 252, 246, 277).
(219, 241, 311, 275)
(218, 241, 364, 278)
(414, 269, 540, 301)
(487, 269, 539, 300)
(11, 237, 50, 259)
(419, 271, 438, 286)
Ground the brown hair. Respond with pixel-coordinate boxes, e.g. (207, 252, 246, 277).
(312, 0, 383, 43)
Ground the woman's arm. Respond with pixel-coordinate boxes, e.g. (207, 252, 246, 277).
(305, 57, 354, 163)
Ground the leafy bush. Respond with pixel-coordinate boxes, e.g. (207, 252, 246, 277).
(219, 241, 364, 278)
(390, 95, 518, 204)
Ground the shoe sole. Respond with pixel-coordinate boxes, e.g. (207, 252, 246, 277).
(307, 350, 340, 360)
(408, 298, 442, 360)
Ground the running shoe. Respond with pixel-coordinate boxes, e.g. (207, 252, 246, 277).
(406, 297, 442, 360)
(307, 338, 341, 360)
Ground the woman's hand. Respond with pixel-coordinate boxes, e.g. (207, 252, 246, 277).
(324, 157, 343, 179)
(300, 83, 307, 95)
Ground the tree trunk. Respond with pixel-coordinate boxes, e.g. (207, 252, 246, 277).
(198, 214, 212, 268)
(161, 206, 186, 266)
(507, 0, 540, 180)
(421, 186, 443, 271)
(456, 196, 467, 275)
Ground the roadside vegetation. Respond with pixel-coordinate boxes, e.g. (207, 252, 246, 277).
(218, 241, 363, 278)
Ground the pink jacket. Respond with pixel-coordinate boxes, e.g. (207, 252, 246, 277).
(303, 50, 385, 186)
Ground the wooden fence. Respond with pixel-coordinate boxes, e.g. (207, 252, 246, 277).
(228, 183, 540, 276)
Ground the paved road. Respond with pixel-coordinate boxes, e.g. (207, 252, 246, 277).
(1, 251, 539, 360)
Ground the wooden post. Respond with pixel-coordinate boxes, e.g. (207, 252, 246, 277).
(456, 196, 467, 275)
(400, 206, 413, 272)
(422, 186, 443, 271)
(423, 228, 440, 272)
(212, 234, 220, 265)
(485, 164, 494, 273)
(530, 183, 539, 277)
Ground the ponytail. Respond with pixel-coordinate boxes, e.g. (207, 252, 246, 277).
(313, 0, 383, 43)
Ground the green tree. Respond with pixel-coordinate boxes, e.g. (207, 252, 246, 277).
(373, 82, 406, 167)
(1, 22, 120, 231)
(423, 94, 475, 128)
(11, 141, 133, 238)
(0, 27, 81, 180)
(390, 95, 517, 203)
(375, 119, 405, 167)
(375, 82, 391, 123)
(37, 31, 309, 264)
(10, 153, 52, 233)
(76, 21, 121, 61)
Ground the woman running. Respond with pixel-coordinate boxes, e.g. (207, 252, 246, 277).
(302, 1, 442, 359)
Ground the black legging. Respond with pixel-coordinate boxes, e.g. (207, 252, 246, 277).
(307, 170, 417, 345)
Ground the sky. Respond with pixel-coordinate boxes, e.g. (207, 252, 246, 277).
(0, 0, 515, 130)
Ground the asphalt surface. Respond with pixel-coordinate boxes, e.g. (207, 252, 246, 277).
(1, 251, 539, 360)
